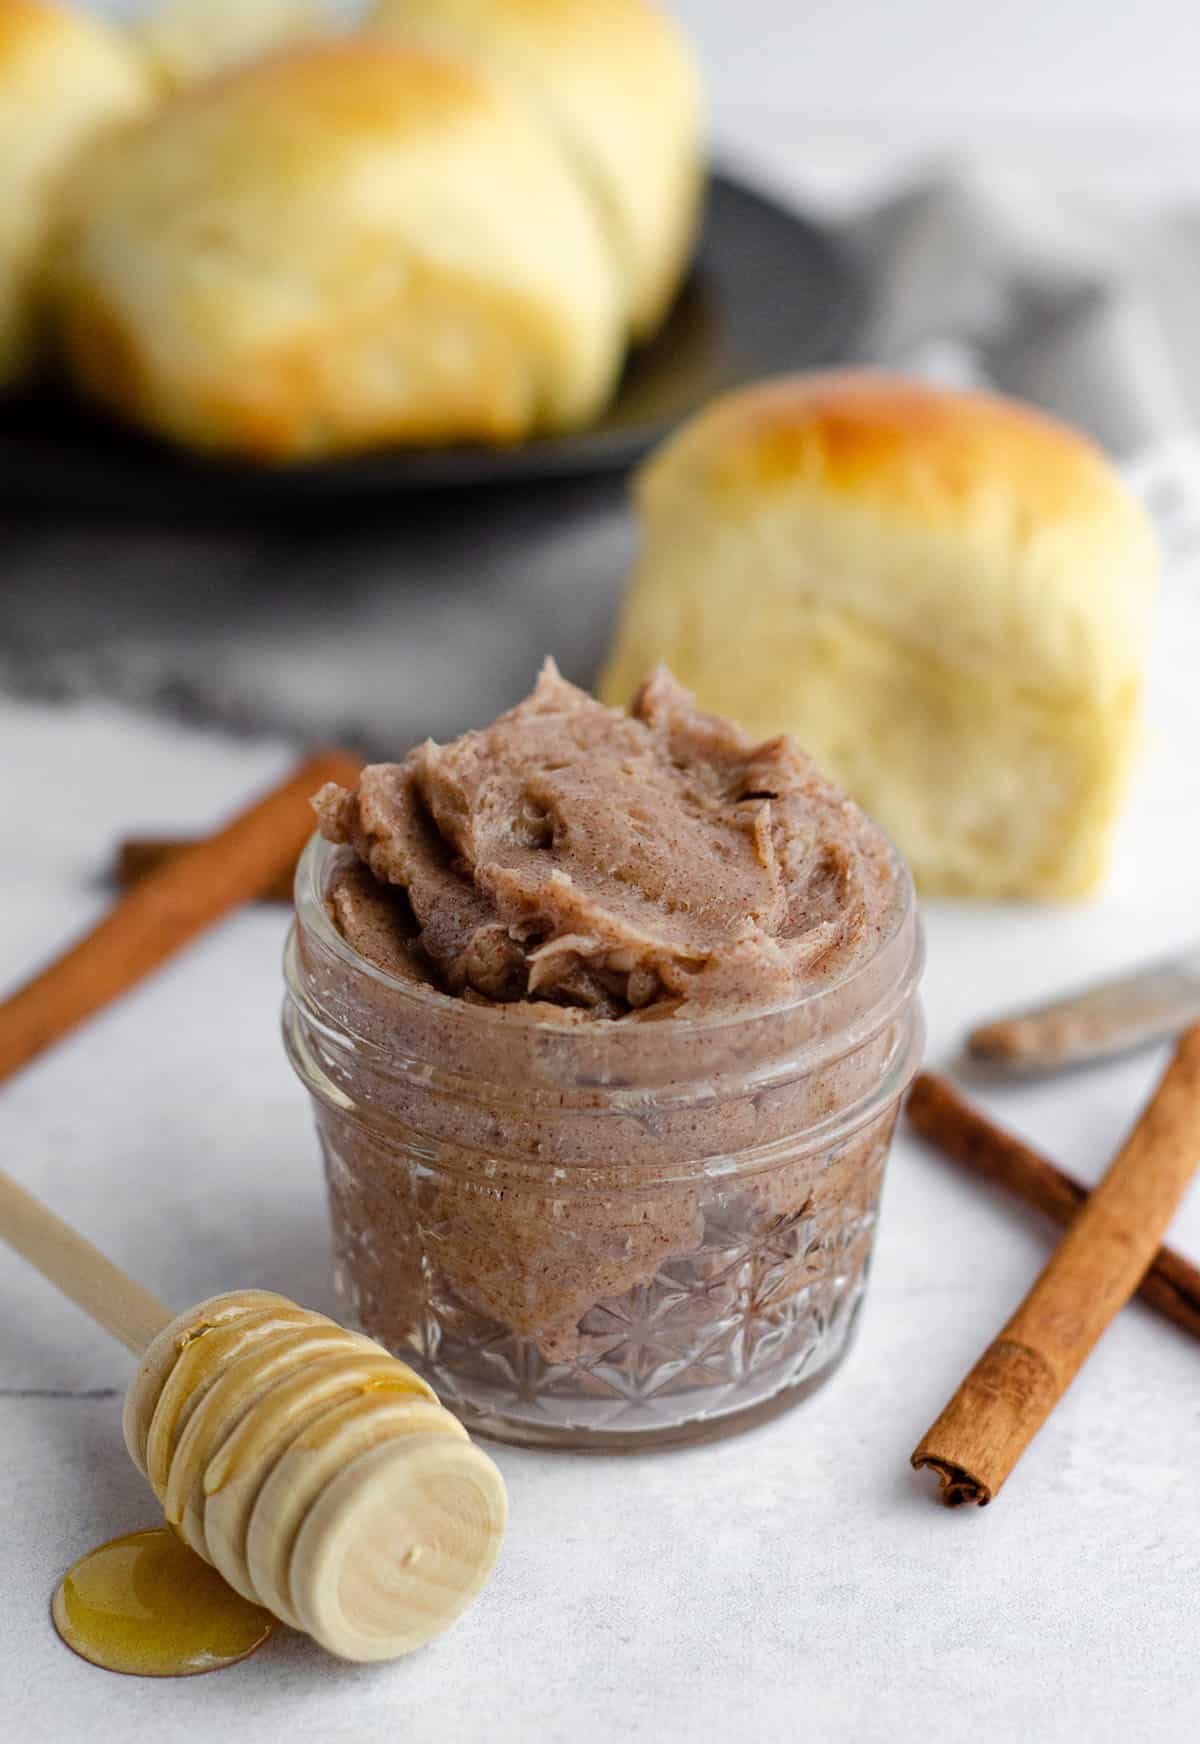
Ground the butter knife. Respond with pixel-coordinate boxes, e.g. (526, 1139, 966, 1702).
(967, 945, 1200, 1075)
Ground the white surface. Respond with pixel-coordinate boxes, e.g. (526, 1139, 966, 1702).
(3, 611, 1200, 1744)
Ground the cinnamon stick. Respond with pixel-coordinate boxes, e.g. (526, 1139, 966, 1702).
(0, 749, 359, 1087)
(907, 1073, 1200, 1342)
(911, 1027, 1200, 1506)
(117, 837, 296, 904)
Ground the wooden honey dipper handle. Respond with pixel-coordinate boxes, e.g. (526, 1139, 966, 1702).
(0, 1167, 171, 1355)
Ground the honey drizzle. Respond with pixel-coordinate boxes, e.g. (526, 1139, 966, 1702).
(52, 1527, 274, 1678)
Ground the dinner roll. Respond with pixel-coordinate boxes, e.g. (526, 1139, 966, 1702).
(49, 39, 624, 460)
(370, 0, 704, 339)
(0, 0, 150, 387)
(600, 372, 1159, 901)
(135, 0, 329, 92)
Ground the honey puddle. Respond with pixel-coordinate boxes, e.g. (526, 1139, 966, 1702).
(52, 1527, 274, 1677)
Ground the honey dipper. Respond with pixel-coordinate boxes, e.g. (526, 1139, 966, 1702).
(0, 1167, 507, 1662)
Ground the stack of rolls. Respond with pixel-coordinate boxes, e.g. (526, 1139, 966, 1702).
(0, 0, 704, 460)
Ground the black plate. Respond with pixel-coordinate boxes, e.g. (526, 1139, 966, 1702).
(0, 172, 859, 517)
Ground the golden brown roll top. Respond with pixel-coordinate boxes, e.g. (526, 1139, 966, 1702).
(370, 0, 704, 339)
(601, 371, 1159, 900)
(0, 0, 151, 386)
(48, 37, 626, 460)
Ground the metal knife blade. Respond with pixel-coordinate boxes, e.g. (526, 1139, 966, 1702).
(967, 945, 1200, 1075)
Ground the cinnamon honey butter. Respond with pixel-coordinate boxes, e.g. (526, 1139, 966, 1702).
(284, 664, 923, 1448)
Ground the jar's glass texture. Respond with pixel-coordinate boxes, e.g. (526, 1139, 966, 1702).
(284, 834, 924, 1450)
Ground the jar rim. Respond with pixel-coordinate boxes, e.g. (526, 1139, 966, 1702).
(293, 829, 920, 1043)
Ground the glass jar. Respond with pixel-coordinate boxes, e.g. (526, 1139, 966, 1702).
(284, 834, 923, 1451)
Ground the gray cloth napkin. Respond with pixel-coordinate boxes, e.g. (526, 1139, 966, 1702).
(4, 165, 1198, 750)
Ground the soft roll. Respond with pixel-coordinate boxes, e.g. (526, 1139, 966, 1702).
(600, 371, 1159, 901)
(0, 0, 150, 387)
(370, 0, 704, 340)
(49, 39, 625, 460)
